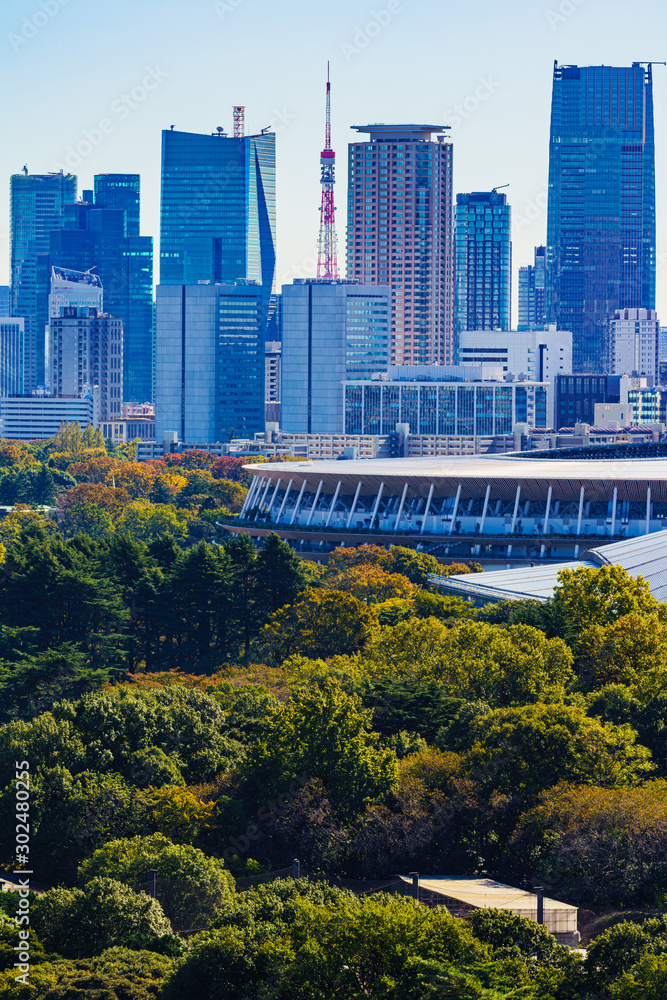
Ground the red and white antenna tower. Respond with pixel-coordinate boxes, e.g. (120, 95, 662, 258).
(233, 106, 245, 138)
(316, 64, 339, 279)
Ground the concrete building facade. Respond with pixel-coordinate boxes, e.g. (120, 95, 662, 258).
(346, 124, 454, 365)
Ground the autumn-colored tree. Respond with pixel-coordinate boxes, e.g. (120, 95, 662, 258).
(106, 462, 159, 499)
(325, 544, 391, 575)
(61, 483, 131, 520)
(262, 587, 377, 661)
(0, 441, 32, 468)
(508, 780, 667, 908)
(67, 455, 121, 483)
(325, 563, 415, 603)
(146, 787, 215, 844)
(211, 455, 254, 484)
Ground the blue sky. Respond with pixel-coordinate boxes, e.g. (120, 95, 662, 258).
(1, 0, 666, 324)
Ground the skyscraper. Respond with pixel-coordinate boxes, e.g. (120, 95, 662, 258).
(94, 174, 141, 236)
(518, 246, 547, 331)
(159, 127, 276, 292)
(454, 190, 511, 335)
(346, 125, 454, 366)
(0, 287, 10, 315)
(42, 182, 154, 404)
(546, 62, 656, 372)
(155, 281, 267, 443)
(281, 279, 391, 434)
(10, 171, 77, 389)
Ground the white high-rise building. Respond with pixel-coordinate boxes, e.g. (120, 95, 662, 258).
(457, 328, 572, 382)
(281, 279, 391, 434)
(610, 308, 659, 382)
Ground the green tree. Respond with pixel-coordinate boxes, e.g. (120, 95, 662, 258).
(262, 587, 376, 661)
(466, 703, 652, 805)
(78, 833, 235, 929)
(254, 532, 308, 615)
(32, 878, 173, 958)
(243, 678, 398, 816)
(552, 564, 658, 644)
(612, 953, 667, 999)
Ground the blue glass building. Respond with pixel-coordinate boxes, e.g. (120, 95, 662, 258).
(155, 282, 266, 443)
(159, 128, 276, 292)
(10, 171, 77, 389)
(41, 178, 154, 403)
(518, 246, 547, 331)
(94, 174, 141, 236)
(546, 62, 656, 373)
(454, 191, 511, 336)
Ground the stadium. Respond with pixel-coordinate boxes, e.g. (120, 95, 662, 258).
(231, 449, 667, 564)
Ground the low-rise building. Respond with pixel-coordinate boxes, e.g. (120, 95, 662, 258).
(0, 388, 99, 439)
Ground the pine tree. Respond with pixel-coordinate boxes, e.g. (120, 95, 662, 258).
(255, 532, 308, 616)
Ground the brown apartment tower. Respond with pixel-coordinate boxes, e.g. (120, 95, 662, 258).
(346, 124, 454, 365)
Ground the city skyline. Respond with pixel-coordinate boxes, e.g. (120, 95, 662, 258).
(1, 0, 666, 329)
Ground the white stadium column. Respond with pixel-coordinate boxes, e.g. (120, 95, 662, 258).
(346, 482, 363, 529)
(479, 483, 491, 534)
(420, 483, 434, 535)
(448, 484, 462, 535)
(306, 480, 324, 526)
(576, 485, 585, 536)
(369, 483, 385, 531)
(276, 478, 293, 524)
(253, 478, 272, 521)
(240, 475, 259, 518)
(289, 480, 308, 525)
(324, 481, 342, 528)
(266, 478, 282, 518)
(393, 482, 409, 532)
(543, 485, 553, 535)
(510, 484, 522, 534)
(610, 487, 618, 536)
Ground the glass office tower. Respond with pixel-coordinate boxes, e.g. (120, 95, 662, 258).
(42, 183, 154, 403)
(155, 281, 266, 443)
(159, 128, 276, 292)
(518, 246, 547, 331)
(10, 171, 77, 389)
(94, 174, 141, 236)
(454, 190, 511, 335)
(546, 62, 656, 372)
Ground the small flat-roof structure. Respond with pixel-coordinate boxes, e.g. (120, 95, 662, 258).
(400, 876, 579, 946)
(434, 528, 667, 605)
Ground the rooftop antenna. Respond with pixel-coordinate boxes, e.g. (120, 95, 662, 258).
(22, 164, 28, 175)
(317, 62, 339, 280)
(233, 106, 245, 138)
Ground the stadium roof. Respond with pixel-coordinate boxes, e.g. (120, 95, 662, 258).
(249, 454, 667, 502)
(433, 529, 667, 604)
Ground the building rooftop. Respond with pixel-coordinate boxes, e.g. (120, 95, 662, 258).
(398, 877, 577, 934)
(351, 124, 449, 140)
(434, 529, 667, 604)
